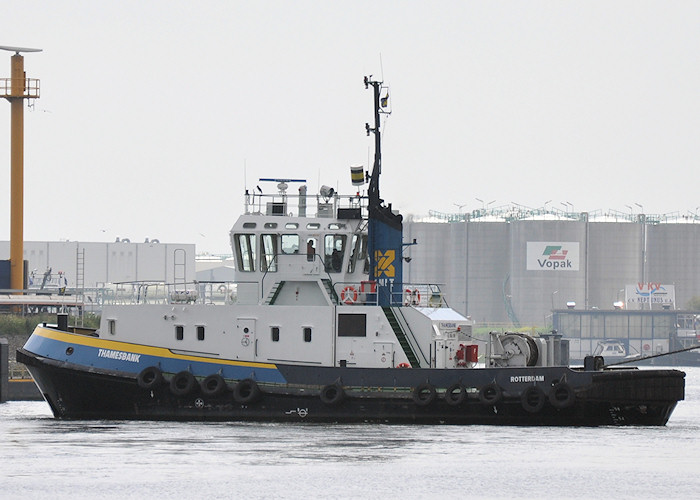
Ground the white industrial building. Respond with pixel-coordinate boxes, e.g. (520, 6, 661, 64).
(0, 240, 196, 292)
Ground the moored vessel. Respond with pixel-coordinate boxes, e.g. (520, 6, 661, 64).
(17, 77, 685, 425)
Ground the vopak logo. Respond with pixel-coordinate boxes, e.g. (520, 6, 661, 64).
(527, 242, 579, 271)
(538, 245, 571, 269)
(543, 245, 567, 260)
(374, 250, 396, 278)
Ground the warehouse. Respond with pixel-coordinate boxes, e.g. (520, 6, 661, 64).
(0, 239, 195, 296)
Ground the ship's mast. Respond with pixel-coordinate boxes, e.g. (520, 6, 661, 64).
(365, 76, 382, 208)
(364, 76, 402, 306)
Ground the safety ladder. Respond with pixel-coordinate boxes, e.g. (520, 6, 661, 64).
(75, 247, 85, 326)
(382, 307, 420, 367)
(265, 281, 285, 304)
(321, 279, 338, 304)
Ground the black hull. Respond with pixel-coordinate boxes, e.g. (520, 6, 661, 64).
(18, 349, 683, 426)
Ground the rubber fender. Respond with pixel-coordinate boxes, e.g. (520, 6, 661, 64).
(412, 383, 437, 406)
(444, 383, 466, 406)
(319, 384, 346, 406)
(137, 366, 163, 390)
(549, 382, 575, 409)
(233, 378, 261, 404)
(478, 382, 503, 406)
(170, 370, 198, 396)
(521, 385, 546, 413)
(201, 374, 227, 397)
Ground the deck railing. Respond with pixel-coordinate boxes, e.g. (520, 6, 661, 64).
(0, 78, 40, 98)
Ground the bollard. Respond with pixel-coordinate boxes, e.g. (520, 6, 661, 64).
(57, 313, 69, 332)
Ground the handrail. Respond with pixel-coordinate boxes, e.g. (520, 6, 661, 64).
(244, 190, 368, 219)
(333, 282, 449, 308)
(0, 78, 40, 98)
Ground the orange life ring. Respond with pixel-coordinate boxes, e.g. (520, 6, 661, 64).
(404, 289, 412, 306)
(341, 286, 358, 304)
(397, 362, 411, 368)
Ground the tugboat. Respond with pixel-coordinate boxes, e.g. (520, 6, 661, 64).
(17, 77, 685, 425)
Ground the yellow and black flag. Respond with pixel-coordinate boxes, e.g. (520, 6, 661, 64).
(351, 165, 365, 186)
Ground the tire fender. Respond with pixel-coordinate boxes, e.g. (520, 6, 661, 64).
(201, 374, 227, 397)
(233, 378, 261, 404)
(170, 371, 198, 396)
(413, 383, 437, 406)
(319, 384, 346, 406)
(478, 382, 503, 406)
(521, 385, 546, 413)
(137, 366, 163, 390)
(549, 382, 575, 409)
(444, 383, 466, 406)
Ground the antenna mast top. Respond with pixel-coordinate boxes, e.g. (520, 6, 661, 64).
(0, 46, 42, 54)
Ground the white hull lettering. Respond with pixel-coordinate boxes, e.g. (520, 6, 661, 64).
(97, 348, 141, 363)
(510, 375, 545, 383)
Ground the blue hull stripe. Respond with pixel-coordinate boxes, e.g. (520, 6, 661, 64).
(23, 327, 288, 384)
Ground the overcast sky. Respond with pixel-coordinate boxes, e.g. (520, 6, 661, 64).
(2, 1, 699, 254)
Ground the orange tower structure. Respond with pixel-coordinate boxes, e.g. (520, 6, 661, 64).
(1, 46, 41, 292)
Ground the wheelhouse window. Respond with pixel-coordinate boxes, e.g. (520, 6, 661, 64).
(303, 327, 312, 343)
(271, 326, 280, 342)
(306, 237, 317, 262)
(234, 233, 256, 272)
(338, 314, 367, 337)
(108, 319, 116, 335)
(197, 325, 205, 341)
(175, 325, 184, 341)
(324, 234, 347, 273)
(358, 234, 369, 273)
(281, 234, 300, 255)
(260, 234, 278, 272)
(347, 234, 368, 274)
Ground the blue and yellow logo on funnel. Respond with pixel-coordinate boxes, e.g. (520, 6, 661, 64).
(374, 250, 396, 278)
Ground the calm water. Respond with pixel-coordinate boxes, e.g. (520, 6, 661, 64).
(2, 368, 700, 500)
